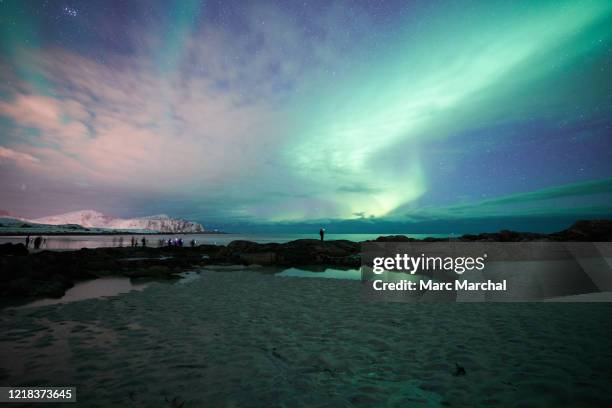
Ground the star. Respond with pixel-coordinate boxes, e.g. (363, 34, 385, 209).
(63, 6, 78, 17)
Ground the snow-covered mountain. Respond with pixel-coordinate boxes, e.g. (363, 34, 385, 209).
(33, 210, 204, 233)
(0, 216, 105, 234)
(34, 210, 114, 228)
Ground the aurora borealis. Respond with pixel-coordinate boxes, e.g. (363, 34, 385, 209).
(1, 0, 611, 232)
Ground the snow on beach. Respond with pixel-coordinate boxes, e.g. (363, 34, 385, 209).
(1, 270, 611, 407)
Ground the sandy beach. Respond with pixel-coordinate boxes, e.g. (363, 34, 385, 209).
(1, 269, 611, 407)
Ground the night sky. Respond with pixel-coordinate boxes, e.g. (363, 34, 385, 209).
(1, 0, 611, 233)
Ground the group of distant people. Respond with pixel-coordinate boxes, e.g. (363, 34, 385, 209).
(25, 235, 46, 250)
(24, 230, 327, 251)
(165, 237, 184, 247)
(162, 237, 197, 247)
(111, 236, 147, 247)
(109, 236, 200, 248)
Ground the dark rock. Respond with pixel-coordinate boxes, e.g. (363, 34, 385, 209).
(1, 277, 72, 298)
(239, 252, 277, 265)
(452, 220, 612, 242)
(454, 363, 466, 376)
(373, 235, 417, 242)
(0, 244, 222, 299)
(216, 239, 359, 266)
(125, 265, 173, 278)
(550, 220, 612, 241)
(0, 243, 28, 256)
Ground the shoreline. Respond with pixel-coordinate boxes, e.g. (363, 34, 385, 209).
(2, 218, 611, 240)
(1, 219, 611, 301)
(0, 231, 227, 236)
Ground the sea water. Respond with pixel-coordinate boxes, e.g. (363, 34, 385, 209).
(0, 233, 448, 250)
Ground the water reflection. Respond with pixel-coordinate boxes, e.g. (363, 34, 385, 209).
(278, 267, 362, 280)
(17, 277, 149, 308)
(175, 271, 202, 284)
(276, 267, 430, 282)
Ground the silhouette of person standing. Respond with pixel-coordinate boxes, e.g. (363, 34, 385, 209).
(25, 235, 30, 248)
(34, 236, 42, 250)
(319, 228, 325, 241)
(141, 237, 146, 247)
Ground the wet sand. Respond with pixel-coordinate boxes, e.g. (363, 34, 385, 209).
(1, 270, 611, 407)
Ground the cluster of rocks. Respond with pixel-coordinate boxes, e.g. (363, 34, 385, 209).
(1, 220, 610, 300)
(216, 239, 360, 267)
(372, 220, 612, 242)
(0, 239, 363, 299)
(0, 244, 221, 298)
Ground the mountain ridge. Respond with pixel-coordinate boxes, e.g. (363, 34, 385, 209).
(30, 210, 204, 233)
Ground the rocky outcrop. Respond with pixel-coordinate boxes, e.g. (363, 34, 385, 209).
(216, 239, 360, 266)
(458, 220, 612, 242)
(0, 239, 361, 299)
(549, 220, 612, 241)
(372, 220, 612, 243)
(0, 244, 223, 298)
(457, 230, 546, 242)
(1, 220, 611, 300)
(0, 243, 29, 256)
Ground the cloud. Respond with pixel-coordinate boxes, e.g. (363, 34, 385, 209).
(0, 1, 611, 224)
(0, 47, 284, 191)
(454, 178, 612, 209)
(0, 2, 374, 220)
(397, 178, 612, 220)
(0, 146, 39, 164)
